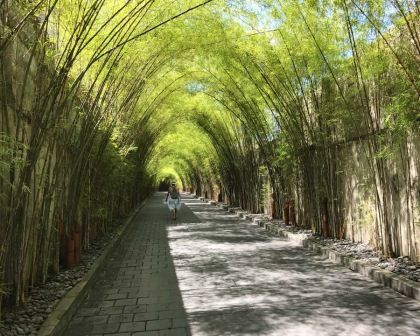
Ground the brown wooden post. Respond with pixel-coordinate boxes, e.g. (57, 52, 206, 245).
(271, 199, 277, 219)
(284, 201, 290, 226)
(322, 197, 329, 237)
(290, 200, 296, 226)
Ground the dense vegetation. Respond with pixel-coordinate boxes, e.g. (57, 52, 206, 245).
(0, 0, 419, 315)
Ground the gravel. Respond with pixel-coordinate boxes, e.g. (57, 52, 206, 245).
(221, 206, 420, 285)
(265, 220, 420, 283)
(0, 220, 125, 336)
(310, 236, 420, 282)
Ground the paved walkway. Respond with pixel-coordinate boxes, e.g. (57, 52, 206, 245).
(63, 193, 420, 336)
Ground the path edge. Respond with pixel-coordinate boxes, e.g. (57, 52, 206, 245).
(37, 202, 145, 336)
(212, 201, 420, 302)
(263, 220, 420, 302)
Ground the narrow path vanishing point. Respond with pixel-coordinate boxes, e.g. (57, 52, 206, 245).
(63, 193, 420, 336)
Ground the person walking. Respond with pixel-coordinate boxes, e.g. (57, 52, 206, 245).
(166, 182, 181, 219)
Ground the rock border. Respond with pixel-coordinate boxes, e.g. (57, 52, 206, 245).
(37, 203, 144, 336)
(263, 222, 420, 301)
(210, 201, 420, 303)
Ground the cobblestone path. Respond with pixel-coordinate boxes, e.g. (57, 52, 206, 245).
(63, 193, 420, 336)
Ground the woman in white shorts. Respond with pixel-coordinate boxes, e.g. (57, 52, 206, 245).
(166, 183, 181, 219)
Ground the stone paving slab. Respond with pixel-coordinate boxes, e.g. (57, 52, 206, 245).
(62, 194, 193, 336)
(63, 193, 420, 336)
(175, 197, 420, 336)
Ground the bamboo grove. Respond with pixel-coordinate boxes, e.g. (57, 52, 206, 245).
(0, 0, 419, 315)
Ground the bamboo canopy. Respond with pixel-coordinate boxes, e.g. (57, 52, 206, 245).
(0, 0, 419, 314)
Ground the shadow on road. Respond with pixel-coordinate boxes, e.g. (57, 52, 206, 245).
(168, 197, 420, 336)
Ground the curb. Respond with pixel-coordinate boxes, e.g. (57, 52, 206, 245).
(38, 203, 145, 336)
(218, 205, 420, 303)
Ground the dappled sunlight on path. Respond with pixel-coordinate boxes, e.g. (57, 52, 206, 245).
(62, 193, 420, 336)
(169, 195, 420, 336)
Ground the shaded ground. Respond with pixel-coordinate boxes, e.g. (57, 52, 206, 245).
(63, 193, 420, 336)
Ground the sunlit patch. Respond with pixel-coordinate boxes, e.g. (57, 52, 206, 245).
(165, 198, 420, 336)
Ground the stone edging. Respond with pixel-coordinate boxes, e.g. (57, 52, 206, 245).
(263, 222, 420, 301)
(37, 203, 144, 336)
(209, 201, 420, 303)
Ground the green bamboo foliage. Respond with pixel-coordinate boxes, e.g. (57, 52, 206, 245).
(0, 0, 419, 316)
(0, 0, 217, 312)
